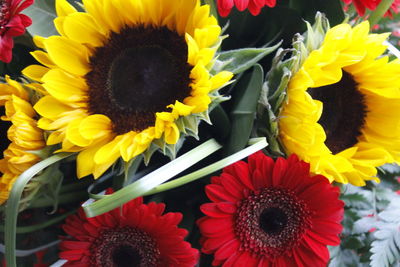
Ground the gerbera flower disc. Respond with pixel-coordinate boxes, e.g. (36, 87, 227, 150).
(59, 195, 199, 266)
(0, 77, 45, 204)
(24, 0, 233, 178)
(0, 0, 33, 63)
(217, 0, 277, 17)
(198, 152, 343, 266)
(278, 21, 400, 186)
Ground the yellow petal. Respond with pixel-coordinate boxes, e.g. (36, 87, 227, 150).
(63, 13, 105, 47)
(55, 0, 77, 17)
(42, 69, 87, 103)
(22, 65, 49, 82)
(34, 95, 73, 119)
(44, 36, 90, 76)
(79, 114, 113, 140)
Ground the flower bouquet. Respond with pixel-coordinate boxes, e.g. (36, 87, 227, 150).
(1, 0, 400, 266)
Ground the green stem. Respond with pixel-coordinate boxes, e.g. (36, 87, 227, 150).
(0, 210, 76, 234)
(28, 191, 88, 208)
(5, 152, 74, 267)
(368, 0, 395, 27)
(204, 0, 218, 20)
(145, 137, 268, 195)
(59, 179, 93, 193)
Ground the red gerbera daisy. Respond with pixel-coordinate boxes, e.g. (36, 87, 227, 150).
(198, 152, 344, 266)
(217, 0, 277, 17)
(0, 0, 33, 63)
(59, 195, 199, 266)
(342, 0, 400, 17)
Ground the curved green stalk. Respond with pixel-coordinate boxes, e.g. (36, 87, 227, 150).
(368, 0, 395, 27)
(145, 137, 268, 195)
(5, 152, 74, 267)
(83, 139, 222, 218)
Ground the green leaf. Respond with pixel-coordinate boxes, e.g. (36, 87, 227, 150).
(223, 64, 263, 155)
(368, 0, 396, 27)
(341, 193, 373, 210)
(23, 0, 57, 37)
(213, 43, 280, 75)
(145, 137, 268, 195)
(343, 236, 365, 250)
(83, 139, 222, 217)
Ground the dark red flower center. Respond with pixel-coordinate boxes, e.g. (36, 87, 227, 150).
(85, 25, 192, 134)
(90, 226, 161, 267)
(235, 187, 312, 258)
(307, 71, 367, 154)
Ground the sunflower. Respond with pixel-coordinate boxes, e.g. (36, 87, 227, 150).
(278, 21, 400, 186)
(0, 76, 45, 204)
(59, 192, 199, 266)
(197, 152, 343, 266)
(23, 0, 233, 179)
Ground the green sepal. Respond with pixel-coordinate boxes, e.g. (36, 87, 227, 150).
(255, 12, 331, 157)
(212, 42, 281, 75)
(20, 163, 64, 212)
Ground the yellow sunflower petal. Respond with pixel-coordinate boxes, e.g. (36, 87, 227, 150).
(44, 36, 90, 76)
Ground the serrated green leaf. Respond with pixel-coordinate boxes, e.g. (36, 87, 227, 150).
(353, 216, 378, 234)
(341, 193, 373, 210)
(213, 44, 280, 74)
(370, 224, 400, 267)
(343, 236, 365, 250)
(328, 245, 362, 267)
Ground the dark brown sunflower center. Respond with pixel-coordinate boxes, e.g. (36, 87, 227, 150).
(0, 107, 11, 156)
(235, 187, 312, 258)
(307, 71, 367, 154)
(90, 226, 160, 267)
(86, 25, 192, 134)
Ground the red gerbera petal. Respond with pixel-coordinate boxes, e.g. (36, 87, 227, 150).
(0, 0, 33, 63)
(217, 0, 277, 16)
(59, 194, 199, 266)
(198, 152, 344, 266)
(343, 0, 400, 17)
